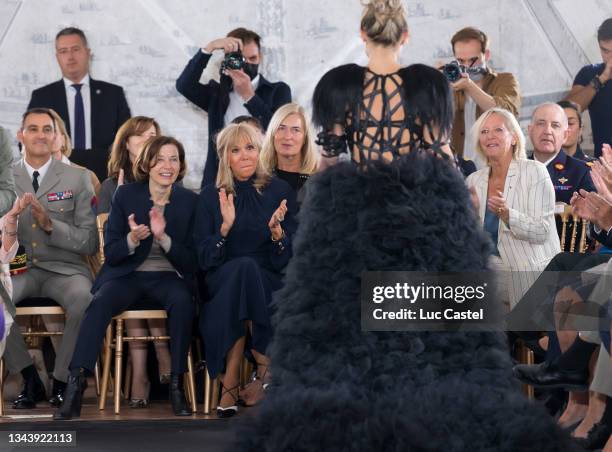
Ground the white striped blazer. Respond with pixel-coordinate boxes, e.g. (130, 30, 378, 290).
(466, 158, 561, 306)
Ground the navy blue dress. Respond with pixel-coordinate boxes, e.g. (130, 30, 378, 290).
(195, 177, 297, 377)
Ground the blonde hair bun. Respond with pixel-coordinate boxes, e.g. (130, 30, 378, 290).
(361, 0, 408, 47)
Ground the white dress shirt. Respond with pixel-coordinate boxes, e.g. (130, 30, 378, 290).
(223, 74, 260, 125)
(23, 156, 53, 188)
(537, 151, 560, 168)
(199, 48, 261, 125)
(63, 75, 92, 149)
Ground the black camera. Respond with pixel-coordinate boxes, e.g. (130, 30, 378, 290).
(442, 61, 465, 83)
(221, 51, 246, 72)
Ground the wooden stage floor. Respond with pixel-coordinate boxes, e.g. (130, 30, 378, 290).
(0, 387, 241, 451)
(0, 380, 225, 423)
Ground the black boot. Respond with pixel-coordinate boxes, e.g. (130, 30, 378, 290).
(169, 374, 192, 416)
(53, 370, 87, 421)
(48, 378, 67, 407)
(13, 365, 46, 409)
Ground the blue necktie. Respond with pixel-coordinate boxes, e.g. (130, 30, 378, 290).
(72, 83, 85, 150)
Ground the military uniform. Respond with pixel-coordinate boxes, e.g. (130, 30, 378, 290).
(571, 144, 595, 164)
(3, 158, 97, 382)
(543, 150, 594, 252)
(544, 150, 594, 203)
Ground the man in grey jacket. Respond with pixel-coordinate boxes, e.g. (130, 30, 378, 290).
(3, 108, 97, 409)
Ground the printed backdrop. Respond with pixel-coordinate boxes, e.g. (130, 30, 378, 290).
(0, 0, 610, 188)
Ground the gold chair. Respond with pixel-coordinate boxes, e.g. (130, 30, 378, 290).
(556, 202, 588, 253)
(200, 357, 254, 415)
(95, 213, 197, 414)
(0, 298, 100, 415)
(98, 311, 197, 414)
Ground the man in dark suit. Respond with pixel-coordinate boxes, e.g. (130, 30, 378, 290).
(28, 27, 131, 182)
(176, 27, 292, 188)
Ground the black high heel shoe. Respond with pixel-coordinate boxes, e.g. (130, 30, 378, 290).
(169, 374, 192, 416)
(217, 383, 239, 419)
(53, 370, 88, 421)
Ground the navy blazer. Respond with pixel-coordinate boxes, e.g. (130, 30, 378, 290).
(28, 78, 131, 181)
(176, 51, 292, 186)
(92, 182, 198, 293)
(28, 78, 131, 151)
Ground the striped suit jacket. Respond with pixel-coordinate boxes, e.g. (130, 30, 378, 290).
(466, 158, 561, 306)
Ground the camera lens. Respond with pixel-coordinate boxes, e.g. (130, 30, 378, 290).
(443, 62, 462, 83)
(222, 51, 245, 71)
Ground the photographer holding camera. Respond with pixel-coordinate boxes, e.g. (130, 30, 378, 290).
(176, 28, 292, 187)
(446, 27, 520, 169)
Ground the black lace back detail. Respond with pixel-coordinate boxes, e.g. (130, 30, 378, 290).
(316, 68, 448, 165)
(348, 70, 414, 163)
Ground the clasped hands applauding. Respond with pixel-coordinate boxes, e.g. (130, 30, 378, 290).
(218, 188, 287, 241)
(468, 186, 509, 223)
(2, 193, 51, 235)
(571, 143, 612, 232)
(127, 207, 169, 247)
(1, 196, 30, 250)
(487, 191, 510, 225)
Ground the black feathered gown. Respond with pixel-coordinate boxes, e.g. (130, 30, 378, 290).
(237, 155, 578, 452)
(236, 64, 579, 451)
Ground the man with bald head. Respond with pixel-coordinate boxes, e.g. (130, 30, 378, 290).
(529, 102, 594, 204)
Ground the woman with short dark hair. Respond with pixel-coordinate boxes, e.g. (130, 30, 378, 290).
(54, 136, 198, 419)
(99, 117, 174, 409)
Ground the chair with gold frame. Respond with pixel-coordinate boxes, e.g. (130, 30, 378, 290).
(556, 202, 589, 253)
(94, 213, 197, 414)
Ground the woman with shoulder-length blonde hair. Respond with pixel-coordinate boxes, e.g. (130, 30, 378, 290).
(195, 122, 297, 417)
(260, 103, 318, 202)
(214, 122, 271, 193)
(466, 107, 560, 309)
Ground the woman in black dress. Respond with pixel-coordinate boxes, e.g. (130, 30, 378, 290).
(238, 0, 577, 450)
(195, 123, 297, 418)
(259, 103, 319, 206)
